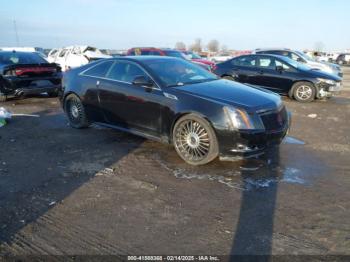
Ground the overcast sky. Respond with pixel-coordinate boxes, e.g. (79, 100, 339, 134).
(0, 0, 349, 51)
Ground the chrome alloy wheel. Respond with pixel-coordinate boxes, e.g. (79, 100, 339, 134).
(175, 120, 210, 161)
(296, 85, 313, 100)
(67, 98, 83, 123)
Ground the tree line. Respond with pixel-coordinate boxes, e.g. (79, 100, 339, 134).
(174, 38, 228, 53)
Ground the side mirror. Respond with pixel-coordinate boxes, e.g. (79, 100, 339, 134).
(276, 65, 284, 72)
(297, 57, 304, 63)
(132, 75, 154, 89)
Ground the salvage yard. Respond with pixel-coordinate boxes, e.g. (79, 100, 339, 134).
(0, 67, 350, 256)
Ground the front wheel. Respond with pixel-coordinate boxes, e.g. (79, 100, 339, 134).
(173, 114, 219, 165)
(64, 94, 90, 128)
(292, 82, 316, 102)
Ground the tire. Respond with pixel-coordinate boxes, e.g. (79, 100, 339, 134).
(292, 82, 316, 102)
(47, 91, 58, 97)
(64, 94, 90, 128)
(222, 75, 235, 81)
(173, 114, 219, 165)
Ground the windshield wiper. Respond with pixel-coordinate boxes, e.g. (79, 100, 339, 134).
(167, 82, 184, 88)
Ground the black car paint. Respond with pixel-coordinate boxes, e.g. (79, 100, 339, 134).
(62, 57, 290, 159)
(0, 51, 62, 98)
(214, 54, 342, 98)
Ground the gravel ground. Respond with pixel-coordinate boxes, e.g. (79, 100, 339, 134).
(0, 70, 349, 256)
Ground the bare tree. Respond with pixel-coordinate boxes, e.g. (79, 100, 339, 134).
(207, 39, 220, 52)
(189, 38, 202, 53)
(175, 42, 186, 50)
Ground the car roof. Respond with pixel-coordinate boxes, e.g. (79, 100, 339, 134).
(0, 51, 38, 55)
(106, 55, 180, 62)
(255, 48, 291, 52)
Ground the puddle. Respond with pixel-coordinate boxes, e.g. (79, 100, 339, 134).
(153, 152, 310, 191)
(283, 136, 305, 145)
(281, 167, 306, 185)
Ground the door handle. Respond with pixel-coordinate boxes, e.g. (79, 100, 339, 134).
(259, 70, 264, 75)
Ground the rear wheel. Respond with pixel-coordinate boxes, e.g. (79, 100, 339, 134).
(64, 94, 90, 128)
(173, 114, 219, 165)
(292, 82, 316, 102)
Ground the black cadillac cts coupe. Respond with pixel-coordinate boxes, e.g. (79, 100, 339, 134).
(61, 56, 291, 165)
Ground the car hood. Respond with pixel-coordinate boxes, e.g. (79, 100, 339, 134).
(301, 68, 342, 81)
(174, 79, 282, 112)
(306, 60, 334, 73)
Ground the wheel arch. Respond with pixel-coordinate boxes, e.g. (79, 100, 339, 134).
(62, 91, 82, 111)
(289, 80, 318, 99)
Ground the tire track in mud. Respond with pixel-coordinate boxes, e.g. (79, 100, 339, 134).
(2, 209, 139, 255)
(273, 233, 328, 254)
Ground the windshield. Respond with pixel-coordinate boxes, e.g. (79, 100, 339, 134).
(0, 52, 48, 65)
(280, 56, 312, 71)
(187, 52, 201, 59)
(145, 58, 218, 87)
(295, 51, 314, 62)
(163, 50, 188, 59)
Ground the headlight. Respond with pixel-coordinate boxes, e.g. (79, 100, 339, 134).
(224, 106, 260, 130)
(317, 78, 336, 85)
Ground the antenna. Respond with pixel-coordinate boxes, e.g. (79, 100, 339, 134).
(13, 20, 19, 46)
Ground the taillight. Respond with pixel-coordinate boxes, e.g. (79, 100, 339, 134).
(11, 67, 57, 76)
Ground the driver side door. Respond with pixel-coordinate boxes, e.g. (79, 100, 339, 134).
(97, 61, 163, 136)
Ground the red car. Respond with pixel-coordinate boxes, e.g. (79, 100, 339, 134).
(127, 47, 211, 71)
(181, 50, 217, 71)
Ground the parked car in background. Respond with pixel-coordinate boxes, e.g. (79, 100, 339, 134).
(208, 53, 232, 63)
(48, 46, 111, 71)
(127, 47, 211, 71)
(0, 51, 62, 101)
(214, 54, 342, 102)
(255, 48, 343, 78)
(336, 53, 350, 65)
(0, 47, 46, 59)
(181, 50, 216, 71)
(61, 56, 290, 165)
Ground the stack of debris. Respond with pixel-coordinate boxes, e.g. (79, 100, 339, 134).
(0, 107, 12, 127)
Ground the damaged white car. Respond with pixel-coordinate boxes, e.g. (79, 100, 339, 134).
(48, 46, 111, 71)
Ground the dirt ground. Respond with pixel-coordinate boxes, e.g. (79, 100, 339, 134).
(0, 68, 350, 257)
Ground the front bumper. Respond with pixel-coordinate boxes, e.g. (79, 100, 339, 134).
(316, 81, 342, 98)
(217, 112, 291, 161)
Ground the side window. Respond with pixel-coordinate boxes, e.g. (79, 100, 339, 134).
(49, 49, 58, 56)
(59, 49, 67, 57)
(232, 56, 256, 67)
(83, 61, 113, 77)
(257, 57, 275, 69)
(106, 62, 147, 83)
(275, 60, 291, 70)
(289, 52, 301, 62)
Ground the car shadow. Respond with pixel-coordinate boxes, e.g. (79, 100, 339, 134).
(0, 108, 144, 247)
(230, 147, 280, 259)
